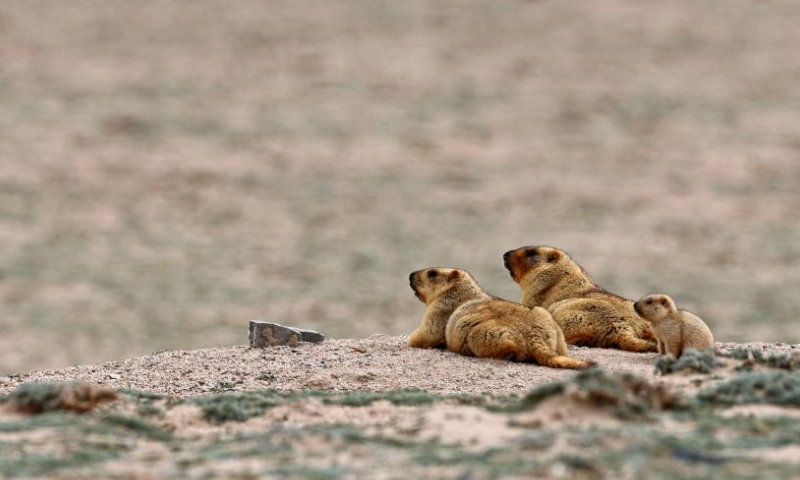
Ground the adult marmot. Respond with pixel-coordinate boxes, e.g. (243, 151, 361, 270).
(503, 246, 657, 352)
(408, 267, 590, 369)
(634, 294, 714, 357)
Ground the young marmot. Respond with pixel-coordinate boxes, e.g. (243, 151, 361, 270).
(504, 246, 657, 352)
(408, 267, 590, 369)
(634, 294, 714, 357)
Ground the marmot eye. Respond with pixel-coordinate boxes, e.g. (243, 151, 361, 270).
(427, 270, 438, 278)
(525, 249, 537, 258)
(647, 300, 653, 305)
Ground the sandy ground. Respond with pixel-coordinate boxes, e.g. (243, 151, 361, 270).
(1, 336, 796, 396)
(3, 339, 800, 479)
(3, 0, 800, 374)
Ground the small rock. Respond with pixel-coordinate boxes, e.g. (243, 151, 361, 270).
(297, 328, 325, 343)
(249, 321, 326, 348)
(249, 321, 301, 348)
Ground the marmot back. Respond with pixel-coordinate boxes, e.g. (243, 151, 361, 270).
(504, 246, 656, 352)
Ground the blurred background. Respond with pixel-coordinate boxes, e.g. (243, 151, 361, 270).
(2, 0, 800, 374)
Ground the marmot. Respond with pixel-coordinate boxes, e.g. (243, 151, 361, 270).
(503, 246, 657, 352)
(409, 267, 590, 369)
(633, 294, 714, 357)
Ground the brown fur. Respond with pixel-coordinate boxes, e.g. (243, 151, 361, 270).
(409, 267, 590, 369)
(504, 246, 657, 352)
(634, 294, 714, 357)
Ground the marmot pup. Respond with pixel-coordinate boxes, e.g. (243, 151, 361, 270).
(409, 267, 590, 369)
(634, 294, 714, 357)
(504, 246, 657, 352)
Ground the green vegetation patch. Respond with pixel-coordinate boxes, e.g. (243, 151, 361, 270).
(325, 388, 443, 407)
(495, 382, 566, 413)
(707, 414, 800, 450)
(117, 388, 169, 418)
(117, 388, 166, 401)
(193, 390, 284, 424)
(4, 381, 800, 479)
(698, 371, 800, 407)
(499, 368, 687, 419)
(654, 349, 725, 375)
(534, 418, 799, 479)
(7, 382, 78, 414)
(0, 411, 80, 433)
(0, 445, 122, 478)
(0, 411, 171, 478)
(5, 382, 117, 414)
(189, 388, 504, 424)
(100, 414, 173, 442)
(322, 388, 491, 408)
(726, 348, 800, 371)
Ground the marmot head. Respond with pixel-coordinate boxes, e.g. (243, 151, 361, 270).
(503, 246, 567, 284)
(409, 267, 472, 304)
(634, 294, 677, 322)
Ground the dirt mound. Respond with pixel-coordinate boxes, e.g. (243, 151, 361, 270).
(3, 342, 800, 479)
(0, 336, 661, 396)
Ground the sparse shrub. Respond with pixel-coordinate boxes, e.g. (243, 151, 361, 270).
(136, 404, 165, 418)
(7, 382, 117, 414)
(698, 371, 800, 407)
(101, 414, 173, 442)
(190, 388, 497, 423)
(193, 391, 282, 423)
(117, 389, 165, 401)
(725, 348, 800, 371)
(327, 388, 444, 407)
(496, 382, 565, 413)
(654, 349, 724, 375)
(500, 368, 686, 419)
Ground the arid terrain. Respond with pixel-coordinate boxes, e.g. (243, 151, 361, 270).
(3, 2, 800, 478)
(2, 339, 800, 479)
(2, 0, 800, 374)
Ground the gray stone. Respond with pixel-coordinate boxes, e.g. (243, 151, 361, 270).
(249, 321, 325, 348)
(297, 328, 325, 344)
(249, 321, 300, 348)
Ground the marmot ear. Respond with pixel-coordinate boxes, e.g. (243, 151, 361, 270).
(448, 270, 461, 281)
(547, 250, 562, 262)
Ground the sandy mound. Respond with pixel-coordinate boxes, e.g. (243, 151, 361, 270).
(1, 336, 795, 397)
(2, 339, 800, 479)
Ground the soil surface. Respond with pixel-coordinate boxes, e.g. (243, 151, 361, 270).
(3, 336, 795, 396)
(2, 340, 800, 479)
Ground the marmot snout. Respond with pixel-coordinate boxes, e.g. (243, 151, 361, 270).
(409, 267, 462, 305)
